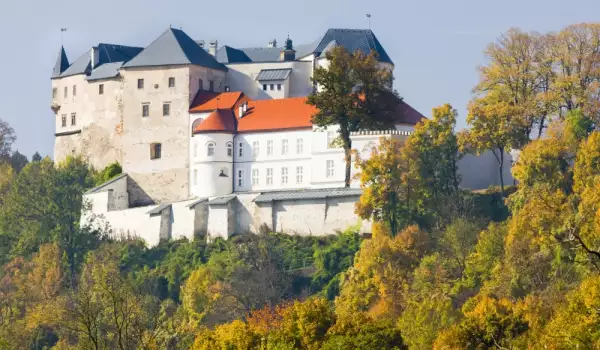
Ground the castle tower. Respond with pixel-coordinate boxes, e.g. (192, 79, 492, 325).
(190, 109, 236, 197)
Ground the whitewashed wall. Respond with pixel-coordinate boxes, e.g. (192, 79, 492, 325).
(190, 133, 234, 197)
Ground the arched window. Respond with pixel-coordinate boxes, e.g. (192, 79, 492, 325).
(226, 142, 233, 157)
(207, 142, 215, 156)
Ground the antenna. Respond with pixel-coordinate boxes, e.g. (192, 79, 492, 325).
(60, 27, 68, 45)
(366, 14, 371, 29)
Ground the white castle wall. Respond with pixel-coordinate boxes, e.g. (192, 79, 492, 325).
(190, 133, 234, 197)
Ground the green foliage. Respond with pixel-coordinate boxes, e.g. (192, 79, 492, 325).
(93, 161, 123, 186)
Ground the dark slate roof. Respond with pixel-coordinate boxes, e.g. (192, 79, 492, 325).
(254, 188, 362, 203)
(52, 47, 70, 79)
(85, 173, 128, 194)
(240, 47, 282, 62)
(216, 45, 252, 64)
(208, 195, 236, 205)
(60, 43, 143, 78)
(313, 29, 393, 64)
(147, 203, 172, 216)
(256, 68, 292, 81)
(87, 62, 124, 81)
(60, 51, 92, 78)
(123, 28, 228, 71)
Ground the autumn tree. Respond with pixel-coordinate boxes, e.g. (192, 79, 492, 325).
(402, 104, 462, 227)
(307, 46, 398, 187)
(354, 138, 410, 235)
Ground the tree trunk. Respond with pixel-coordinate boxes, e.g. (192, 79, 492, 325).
(498, 148, 505, 197)
(340, 125, 352, 187)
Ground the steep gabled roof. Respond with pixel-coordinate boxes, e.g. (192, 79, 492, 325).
(216, 46, 252, 64)
(123, 28, 228, 71)
(314, 29, 393, 64)
(237, 97, 316, 133)
(193, 109, 237, 133)
(59, 43, 143, 78)
(52, 47, 70, 79)
(190, 91, 245, 112)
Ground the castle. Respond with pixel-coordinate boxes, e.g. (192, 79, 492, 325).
(51, 27, 505, 245)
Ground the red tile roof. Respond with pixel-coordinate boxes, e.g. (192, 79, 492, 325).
(190, 91, 245, 112)
(192, 109, 236, 133)
(237, 97, 316, 133)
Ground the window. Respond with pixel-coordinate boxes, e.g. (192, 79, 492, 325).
(296, 138, 304, 154)
(296, 166, 303, 184)
(99, 84, 104, 95)
(209, 80, 214, 91)
(199, 79, 203, 90)
(194, 143, 198, 157)
(73, 85, 77, 97)
(252, 141, 259, 159)
(193, 169, 198, 185)
(270, 84, 274, 91)
(142, 103, 150, 117)
(207, 142, 215, 156)
(238, 142, 244, 157)
(219, 81, 223, 90)
(163, 103, 170, 116)
(281, 139, 288, 155)
(263, 84, 267, 91)
(281, 167, 288, 184)
(237, 170, 244, 187)
(277, 84, 282, 91)
(267, 140, 273, 156)
(266, 168, 273, 185)
(71, 113, 76, 126)
(64, 87, 67, 98)
(150, 143, 162, 159)
(252, 169, 259, 185)
(52, 88, 57, 99)
(138, 79, 144, 89)
(227, 143, 233, 157)
(61, 114, 66, 127)
(326, 160, 335, 178)
(168, 77, 175, 88)
(327, 131, 336, 148)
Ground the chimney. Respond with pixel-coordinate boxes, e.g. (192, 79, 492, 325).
(197, 40, 205, 49)
(209, 40, 218, 56)
(268, 39, 278, 48)
(238, 104, 244, 118)
(90, 46, 100, 69)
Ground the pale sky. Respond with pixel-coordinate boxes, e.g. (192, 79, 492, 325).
(1, 0, 599, 158)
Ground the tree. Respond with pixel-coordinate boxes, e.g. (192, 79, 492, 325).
(31, 152, 43, 162)
(0, 118, 16, 161)
(307, 46, 398, 187)
(460, 92, 527, 196)
(402, 104, 462, 227)
(354, 138, 410, 235)
(9, 150, 28, 173)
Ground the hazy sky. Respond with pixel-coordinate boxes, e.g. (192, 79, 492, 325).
(1, 0, 599, 158)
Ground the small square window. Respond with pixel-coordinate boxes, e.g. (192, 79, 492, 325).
(61, 114, 66, 127)
(138, 79, 144, 89)
(150, 143, 162, 159)
(270, 84, 274, 91)
(163, 103, 170, 116)
(99, 84, 104, 95)
(71, 113, 76, 126)
(168, 77, 175, 88)
(277, 84, 282, 91)
(263, 84, 267, 91)
(142, 103, 150, 117)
